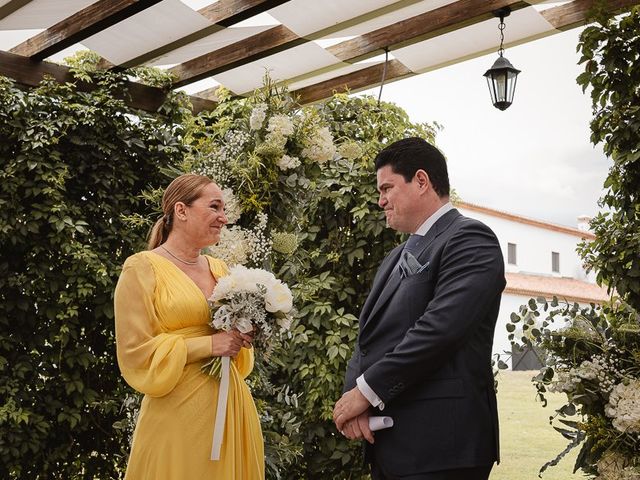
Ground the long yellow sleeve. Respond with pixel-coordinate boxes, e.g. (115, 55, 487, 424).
(114, 254, 190, 397)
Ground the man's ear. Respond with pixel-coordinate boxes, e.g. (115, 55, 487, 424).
(414, 169, 431, 192)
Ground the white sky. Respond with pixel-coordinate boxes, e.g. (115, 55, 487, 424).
(357, 27, 609, 228)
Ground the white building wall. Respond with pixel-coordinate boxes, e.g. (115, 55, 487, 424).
(457, 205, 596, 368)
(457, 207, 594, 282)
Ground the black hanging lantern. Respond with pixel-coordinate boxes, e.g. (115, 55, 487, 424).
(484, 7, 521, 110)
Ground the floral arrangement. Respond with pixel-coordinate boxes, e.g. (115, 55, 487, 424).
(187, 77, 361, 270)
(202, 265, 294, 377)
(506, 297, 640, 478)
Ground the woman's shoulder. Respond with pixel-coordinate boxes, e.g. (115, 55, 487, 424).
(204, 255, 230, 277)
(122, 250, 156, 270)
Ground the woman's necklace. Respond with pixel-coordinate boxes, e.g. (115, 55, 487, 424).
(161, 245, 199, 266)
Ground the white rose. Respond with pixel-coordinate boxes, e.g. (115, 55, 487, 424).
(264, 281, 293, 313)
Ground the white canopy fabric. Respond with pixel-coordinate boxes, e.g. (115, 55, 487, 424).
(0, 0, 632, 108)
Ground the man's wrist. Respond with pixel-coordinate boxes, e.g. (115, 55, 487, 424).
(356, 375, 385, 410)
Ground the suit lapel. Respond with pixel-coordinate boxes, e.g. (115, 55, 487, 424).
(360, 245, 402, 323)
(362, 209, 461, 331)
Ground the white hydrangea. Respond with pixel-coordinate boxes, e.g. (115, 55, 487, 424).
(249, 103, 267, 130)
(605, 379, 640, 434)
(221, 188, 242, 224)
(267, 114, 295, 137)
(276, 154, 300, 171)
(302, 126, 335, 164)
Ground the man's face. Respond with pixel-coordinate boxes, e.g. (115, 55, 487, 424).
(376, 165, 424, 233)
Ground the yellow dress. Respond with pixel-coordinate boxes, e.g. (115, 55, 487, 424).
(114, 251, 264, 480)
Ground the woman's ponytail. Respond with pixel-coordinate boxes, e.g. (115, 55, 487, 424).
(147, 214, 170, 249)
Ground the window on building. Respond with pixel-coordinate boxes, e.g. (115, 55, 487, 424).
(507, 243, 517, 265)
(552, 251, 560, 273)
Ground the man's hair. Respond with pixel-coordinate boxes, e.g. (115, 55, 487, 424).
(374, 137, 450, 197)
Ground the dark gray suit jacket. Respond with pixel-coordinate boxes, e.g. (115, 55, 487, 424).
(344, 208, 506, 476)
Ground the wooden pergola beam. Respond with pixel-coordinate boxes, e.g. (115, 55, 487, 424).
(0, 0, 32, 21)
(111, 0, 292, 69)
(174, 0, 427, 88)
(169, 24, 302, 88)
(292, 0, 640, 104)
(293, 60, 412, 105)
(9, 0, 164, 60)
(326, 0, 531, 63)
(540, 0, 640, 30)
(0, 50, 215, 114)
(199, 0, 289, 26)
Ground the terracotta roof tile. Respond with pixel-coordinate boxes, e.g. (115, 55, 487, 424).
(456, 201, 595, 240)
(505, 272, 610, 304)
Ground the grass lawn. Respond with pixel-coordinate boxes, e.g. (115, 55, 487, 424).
(491, 370, 588, 480)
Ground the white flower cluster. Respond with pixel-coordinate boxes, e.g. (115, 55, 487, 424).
(605, 379, 640, 434)
(203, 265, 294, 377)
(221, 187, 242, 224)
(276, 154, 300, 171)
(207, 226, 251, 266)
(302, 126, 336, 164)
(206, 213, 272, 267)
(249, 103, 267, 130)
(548, 355, 623, 395)
(211, 265, 293, 315)
(194, 130, 252, 187)
(248, 212, 271, 265)
(547, 368, 579, 394)
(574, 355, 620, 392)
(222, 129, 252, 160)
(267, 114, 295, 137)
(191, 149, 230, 187)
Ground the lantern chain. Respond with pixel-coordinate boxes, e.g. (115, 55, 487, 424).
(498, 16, 506, 57)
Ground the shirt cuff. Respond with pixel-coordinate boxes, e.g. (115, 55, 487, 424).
(356, 375, 385, 410)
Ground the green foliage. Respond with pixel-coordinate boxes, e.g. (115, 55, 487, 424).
(0, 57, 440, 477)
(506, 298, 640, 477)
(502, 9, 640, 478)
(0, 62, 188, 478)
(286, 95, 437, 479)
(576, 7, 640, 311)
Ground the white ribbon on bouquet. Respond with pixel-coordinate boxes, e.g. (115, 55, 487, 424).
(210, 356, 230, 461)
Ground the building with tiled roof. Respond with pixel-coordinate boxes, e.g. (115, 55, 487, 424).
(456, 201, 610, 369)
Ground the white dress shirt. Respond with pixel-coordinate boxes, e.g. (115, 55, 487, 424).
(356, 202, 454, 409)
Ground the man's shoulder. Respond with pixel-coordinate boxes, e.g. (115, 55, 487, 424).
(450, 211, 499, 241)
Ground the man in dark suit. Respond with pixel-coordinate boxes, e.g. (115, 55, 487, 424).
(333, 137, 506, 480)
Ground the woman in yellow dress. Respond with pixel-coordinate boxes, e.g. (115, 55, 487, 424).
(114, 174, 264, 479)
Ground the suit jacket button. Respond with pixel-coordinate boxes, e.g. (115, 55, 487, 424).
(360, 349, 368, 356)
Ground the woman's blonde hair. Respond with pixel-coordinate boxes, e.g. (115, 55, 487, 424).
(147, 174, 214, 249)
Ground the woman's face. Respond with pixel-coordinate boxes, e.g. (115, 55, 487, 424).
(178, 183, 228, 248)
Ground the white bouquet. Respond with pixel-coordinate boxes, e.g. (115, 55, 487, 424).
(202, 265, 294, 377)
